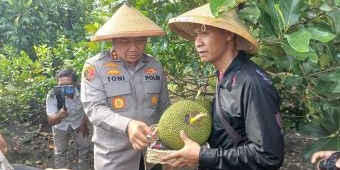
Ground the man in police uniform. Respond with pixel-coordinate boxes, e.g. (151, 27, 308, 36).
(80, 4, 170, 170)
(162, 3, 284, 170)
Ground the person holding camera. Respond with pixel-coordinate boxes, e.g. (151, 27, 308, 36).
(46, 68, 91, 170)
(80, 4, 170, 170)
(311, 150, 340, 170)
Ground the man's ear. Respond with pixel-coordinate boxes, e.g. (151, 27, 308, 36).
(224, 31, 235, 41)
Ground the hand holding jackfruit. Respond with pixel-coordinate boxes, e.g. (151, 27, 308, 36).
(157, 100, 212, 150)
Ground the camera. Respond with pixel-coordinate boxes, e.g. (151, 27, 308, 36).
(319, 152, 340, 170)
(53, 85, 75, 96)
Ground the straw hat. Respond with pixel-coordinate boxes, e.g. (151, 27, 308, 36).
(91, 4, 165, 41)
(168, 3, 258, 54)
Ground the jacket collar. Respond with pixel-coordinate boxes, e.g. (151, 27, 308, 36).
(216, 51, 248, 88)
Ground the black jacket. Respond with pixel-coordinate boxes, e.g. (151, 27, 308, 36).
(199, 52, 284, 170)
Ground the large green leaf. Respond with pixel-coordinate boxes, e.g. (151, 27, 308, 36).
(281, 42, 318, 62)
(319, 108, 340, 134)
(304, 136, 340, 160)
(279, 0, 306, 30)
(238, 4, 261, 24)
(306, 27, 336, 42)
(259, 1, 283, 35)
(209, 0, 235, 17)
(328, 7, 340, 34)
(320, 72, 340, 93)
(284, 30, 311, 52)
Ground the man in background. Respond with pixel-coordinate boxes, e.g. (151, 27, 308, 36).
(46, 68, 91, 170)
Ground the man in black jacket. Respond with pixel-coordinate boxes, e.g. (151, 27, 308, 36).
(162, 3, 284, 170)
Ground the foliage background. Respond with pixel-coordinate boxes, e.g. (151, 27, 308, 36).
(0, 0, 339, 163)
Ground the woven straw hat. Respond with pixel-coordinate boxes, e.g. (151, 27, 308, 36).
(91, 4, 165, 41)
(168, 3, 258, 54)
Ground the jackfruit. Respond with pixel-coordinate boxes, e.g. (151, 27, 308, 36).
(195, 98, 213, 112)
(157, 100, 212, 150)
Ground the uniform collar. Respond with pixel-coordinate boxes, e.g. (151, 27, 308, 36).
(216, 51, 248, 86)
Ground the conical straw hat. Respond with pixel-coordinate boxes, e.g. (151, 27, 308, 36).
(91, 4, 165, 41)
(168, 3, 258, 54)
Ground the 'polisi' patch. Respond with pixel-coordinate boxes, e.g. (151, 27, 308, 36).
(144, 68, 157, 75)
(103, 62, 119, 68)
(112, 96, 125, 109)
(84, 65, 96, 82)
(106, 69, 121, 76)
(256, 69, 272, 84)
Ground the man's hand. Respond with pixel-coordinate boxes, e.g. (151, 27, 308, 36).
(161, 130, 200, 168)
(78, 123, 89, 137)
(311, 151, 340, 169)
(127, 120, 152, 150)
(58, 109, 68, 119)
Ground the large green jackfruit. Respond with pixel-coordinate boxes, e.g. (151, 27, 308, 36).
(157, 100, 212, 150)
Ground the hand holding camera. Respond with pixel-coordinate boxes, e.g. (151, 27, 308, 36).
(319, 152, 340, 170)
(58, 109, 69, 119)
(312, 151, 340, 170)
(53, 85, 76, 111)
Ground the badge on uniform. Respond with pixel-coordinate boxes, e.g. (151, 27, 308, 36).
(112, 96, 125, 109)
(84, 65, 96, 82)
(103, 62, 119, 68)
(151, 95, 158, 106)
(107, 69, 122, 76)
(144, 68, 157, 74)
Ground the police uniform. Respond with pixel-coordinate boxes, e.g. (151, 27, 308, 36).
(81, 51, 170, 170)
(46, 88, 91, 169)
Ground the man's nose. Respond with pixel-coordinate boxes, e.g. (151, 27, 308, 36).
(195, 37, 203, 47)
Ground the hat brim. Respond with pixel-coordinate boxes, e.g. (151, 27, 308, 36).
(91, 31, 166, 41)
(168, 8, 258, 54)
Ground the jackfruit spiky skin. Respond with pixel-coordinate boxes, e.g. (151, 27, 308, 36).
(158, 100, 212, 150)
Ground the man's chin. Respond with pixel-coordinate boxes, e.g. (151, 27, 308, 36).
(200, 57, 209, 63)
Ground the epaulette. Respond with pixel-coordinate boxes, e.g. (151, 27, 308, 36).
(86, 51, 110, 63)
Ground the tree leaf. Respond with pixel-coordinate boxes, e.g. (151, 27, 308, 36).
(281, 42, 318, 62)
(238, 4, 261, 24)
(306, 27, 336, 42)
(304, 137, 340, 160)
(279, 0, 306, 30)
(319, 54, 332, 68)
(328, 7, 340, 34)
(209, 0, 235, 17)
(284, 30, 311, 52)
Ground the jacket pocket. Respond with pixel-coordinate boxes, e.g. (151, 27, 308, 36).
(145, 81, 161, 109)
(104, 81, 131, 112)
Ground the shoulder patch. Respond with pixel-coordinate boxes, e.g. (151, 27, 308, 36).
(83, 65, 96, 82)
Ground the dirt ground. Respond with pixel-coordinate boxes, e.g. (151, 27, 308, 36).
(1, 118, 317, 170)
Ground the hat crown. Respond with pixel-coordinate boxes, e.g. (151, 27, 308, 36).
(91, 4, 165, 41)
(168, 3, 258, 54)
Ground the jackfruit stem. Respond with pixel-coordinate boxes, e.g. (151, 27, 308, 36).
(190, 112, 207, 125)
